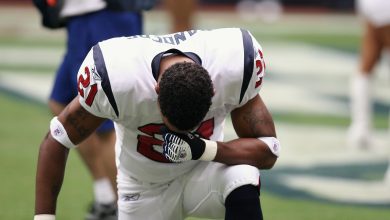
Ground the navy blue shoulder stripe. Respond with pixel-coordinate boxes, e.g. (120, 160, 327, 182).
(93, 44, 119, 117)
(239, 29, 255, 104)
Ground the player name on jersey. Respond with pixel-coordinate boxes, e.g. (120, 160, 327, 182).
(127, 30, 199, 45)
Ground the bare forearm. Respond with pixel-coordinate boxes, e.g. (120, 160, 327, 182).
(214, 138, 277, 169)
(217, 95, 278, 169)
(35, 133, 69, 214)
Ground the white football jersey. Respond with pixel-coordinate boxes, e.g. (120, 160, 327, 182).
(77, 28, 266, 182)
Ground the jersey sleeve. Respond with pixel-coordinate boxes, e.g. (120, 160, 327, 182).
(238, 30, 266, 107)
(77, 44, 119, 120)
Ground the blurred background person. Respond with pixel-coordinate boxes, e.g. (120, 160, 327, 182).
(236, 0, 283, 23)
(164, 0, 197, 32)
(33, 0, 157, 219)
(348, 0, 390, 151)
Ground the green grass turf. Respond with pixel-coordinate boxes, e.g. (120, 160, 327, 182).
(0, 93, 92, 219)
(271, 33, 360, 53)
(0, 37, 64, 49)
(260, 192, 390, 220)
(0, 63, 58, 73)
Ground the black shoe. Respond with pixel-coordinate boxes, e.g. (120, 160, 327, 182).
(85, 202, 117, 220)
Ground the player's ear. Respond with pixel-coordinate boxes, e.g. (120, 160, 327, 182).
(155, 83, 160, 94)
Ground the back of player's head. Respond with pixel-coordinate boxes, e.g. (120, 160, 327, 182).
(158, 62, 213, 131)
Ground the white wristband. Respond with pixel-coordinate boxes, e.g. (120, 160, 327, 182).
(258, 137, 281, 157)
(199, 139, 218, 161)
(34, 214, 56, 220)
(50, 116, 76, 149)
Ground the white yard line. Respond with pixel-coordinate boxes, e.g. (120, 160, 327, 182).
(0, 71, 53, 104)
(0, 47, 63, 67)
(280, 174, 390, 204)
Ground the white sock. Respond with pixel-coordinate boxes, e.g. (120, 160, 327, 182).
(93, 178, 116, 204)
(349, 73, 372, 133)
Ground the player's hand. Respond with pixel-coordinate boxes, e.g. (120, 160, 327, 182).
(161, 126, 206, 163)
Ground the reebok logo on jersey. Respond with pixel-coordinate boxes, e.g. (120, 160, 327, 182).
(91, 66, 101, 81)
(122, 193, 140, 201)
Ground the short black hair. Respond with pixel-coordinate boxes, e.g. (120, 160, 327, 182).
(158, 62, 213, 131)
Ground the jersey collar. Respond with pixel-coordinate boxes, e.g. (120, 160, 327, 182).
(151, 49, 202, 81)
